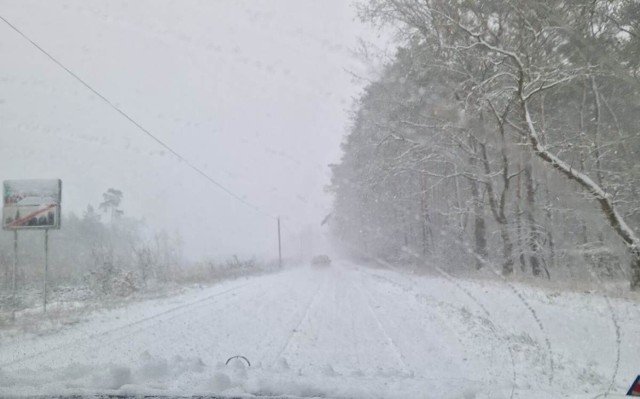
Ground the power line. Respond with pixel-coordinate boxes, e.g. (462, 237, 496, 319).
(0, 14, 274, 219)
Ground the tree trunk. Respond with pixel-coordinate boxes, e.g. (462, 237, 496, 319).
(515, 156, 527, 272)
(420, 175, 432, 256)
(469, 155, 488, 270)
(542, 169, 556, 270)
(500, 221, 515, 275)
(479, 111, 515, 276)
(473, 197, 488, 270)
(631, 249, 640, 289)
(524, 157, 546, 278)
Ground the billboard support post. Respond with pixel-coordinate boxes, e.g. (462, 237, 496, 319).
(2, 179, 62, 315)
(43, 229, 49, 313)
(12, 230, 18, 320)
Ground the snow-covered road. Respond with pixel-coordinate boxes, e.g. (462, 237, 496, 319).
(1, 262, 637, 398)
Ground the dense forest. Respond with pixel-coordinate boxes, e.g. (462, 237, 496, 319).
(329, 0, 640, 287)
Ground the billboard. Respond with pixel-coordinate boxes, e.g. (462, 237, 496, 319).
(3, 179, 62, 230)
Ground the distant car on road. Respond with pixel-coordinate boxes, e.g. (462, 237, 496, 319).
(310, 254, 332, 267)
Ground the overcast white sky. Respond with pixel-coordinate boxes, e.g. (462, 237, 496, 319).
(0, 0, 389, 260)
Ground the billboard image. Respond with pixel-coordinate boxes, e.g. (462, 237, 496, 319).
(3, 179, 62, 230)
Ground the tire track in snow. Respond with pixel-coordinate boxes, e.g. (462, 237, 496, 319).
(584, 268, 622, 396)
(354, 263, 518, 399)
(351, 275, 410, 373)
(0, 279, 260, 368)
(195, 278, 294, 363)
(357, 269, 467, 354)
(344, 275, 364, 371)
(267, 271, 328, 367)
(339, 241, 519, 397)
(357, 268, 468, 351)
(356, 266, 514, 392)
(101, 279, 277, 364)
(416, 234, 555, 387)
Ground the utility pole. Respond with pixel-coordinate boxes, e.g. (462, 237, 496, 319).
(277, 217, 282, 268)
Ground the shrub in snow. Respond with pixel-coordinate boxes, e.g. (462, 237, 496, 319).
(85, 260, 138, 298)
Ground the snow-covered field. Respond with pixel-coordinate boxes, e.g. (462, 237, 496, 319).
(0, 262, 638, 398)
